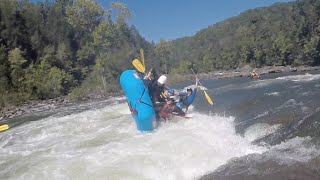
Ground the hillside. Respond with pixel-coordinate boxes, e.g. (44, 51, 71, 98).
(169, 0, 320, 73)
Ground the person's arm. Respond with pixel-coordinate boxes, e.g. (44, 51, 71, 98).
(178, 92, 188, 97)
(195, 78, 199, 87)
(186, 88, 197, 105)
(144, 67, 155, 80)
(151, 68, 159, 81)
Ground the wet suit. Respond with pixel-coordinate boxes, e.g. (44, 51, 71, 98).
(144, 69, 167, 112)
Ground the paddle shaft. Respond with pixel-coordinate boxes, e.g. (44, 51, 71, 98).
(140, 48, 145, 68)
(190, 68, 204, 87)
(190, 68, 214, 105)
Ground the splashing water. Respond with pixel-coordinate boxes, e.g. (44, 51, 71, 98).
(0, 102, 266, 180)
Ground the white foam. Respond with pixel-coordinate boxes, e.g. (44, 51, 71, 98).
(242, 73, 320, 90)
(244, 123, 282, 142)
(0, 104, 266, 180)
(276, 73, 320, 82)
(269, 136, 320, 163)
(242, 79, 278, 89)
(276, 99, 304, 110)
(265, 92, 280, 96)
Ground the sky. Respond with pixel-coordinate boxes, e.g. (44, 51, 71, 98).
(32, 0, 294, 42)
(104, 0, 294, 42)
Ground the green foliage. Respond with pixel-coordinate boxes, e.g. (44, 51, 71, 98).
(0, 46, 10, 92)
(154, 39, 172, 74)
(169, 0, 320, 73)
(25, 60, 75, 99)
(93, 20, 118, 50)
(303, 35, 320, 65)
(0, 0, 150, 107)
(66, 0, 104, 33)
(8, 48, 27, 88)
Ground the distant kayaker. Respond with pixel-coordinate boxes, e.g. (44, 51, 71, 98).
(251, 69, 260, 79)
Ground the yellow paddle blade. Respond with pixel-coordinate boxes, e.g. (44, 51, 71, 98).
(0, 124, 9, 132)
(204, 91, 214, 106)
(140, 48, 145, 68)
(132, 59, 145, 73)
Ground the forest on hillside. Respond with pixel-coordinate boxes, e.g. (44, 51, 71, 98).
(0, 0, 156, 107)
(170, 0, 320, 73)
(1, 0, 320, 108)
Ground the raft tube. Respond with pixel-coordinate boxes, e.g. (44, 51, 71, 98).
(119, 70, 156, 131)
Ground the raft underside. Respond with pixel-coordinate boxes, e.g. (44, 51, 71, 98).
(119, 70, 156, 131)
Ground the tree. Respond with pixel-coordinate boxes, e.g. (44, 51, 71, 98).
(155, 39, 172, 74)
(304, 35, 320, 65)
(0, 46, 9, 92)
(66, 0, 104, 34)
(8, 48, 27, 88)
(56, 42, 72, 69)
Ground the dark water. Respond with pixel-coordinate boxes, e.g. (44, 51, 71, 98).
(183, 70, 320, 180)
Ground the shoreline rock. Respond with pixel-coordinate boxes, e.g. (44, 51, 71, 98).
(0, 92, 122, 123)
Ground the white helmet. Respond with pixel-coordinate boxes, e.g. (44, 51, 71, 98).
(157, 75, 167, 85)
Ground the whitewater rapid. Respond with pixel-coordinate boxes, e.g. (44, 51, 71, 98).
(0, 100, 267, 180)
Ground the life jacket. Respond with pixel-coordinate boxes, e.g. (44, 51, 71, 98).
(150, 83, 165, 103)
(158, 104, 174, 119)
(179, 95, 189, 107)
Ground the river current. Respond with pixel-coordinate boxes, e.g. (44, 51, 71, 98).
(1, 70, 320, 180)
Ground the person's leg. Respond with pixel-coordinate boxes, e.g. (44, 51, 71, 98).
(154, 102, 166, 112)
(173, 106, 185, 116)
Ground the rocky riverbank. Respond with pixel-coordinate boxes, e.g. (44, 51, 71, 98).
(0, 92, 120, 122)
(1, 65, 319, 122)
(0, 97, 71, 121)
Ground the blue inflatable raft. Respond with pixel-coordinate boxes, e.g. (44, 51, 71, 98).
(119, 70, 156, 131)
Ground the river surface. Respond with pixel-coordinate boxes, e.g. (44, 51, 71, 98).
(1, 70, 320, 180)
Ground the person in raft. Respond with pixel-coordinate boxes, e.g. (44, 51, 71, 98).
(144, 68, 185, 118)
(144, 68, 169, 111)
(158, 98, 176, 120)
(175, 77, 198, 113)
(158, 97, 186, 120)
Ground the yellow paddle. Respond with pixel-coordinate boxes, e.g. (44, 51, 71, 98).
(140, 48, 145, 68)
(132, 59, 145, 73)
(190, 68, 214, 106)
(0, 124, 9, 132)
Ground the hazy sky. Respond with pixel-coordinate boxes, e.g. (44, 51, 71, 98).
(32, 0, 294, 42)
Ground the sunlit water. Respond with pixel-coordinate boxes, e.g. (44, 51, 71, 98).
(1, 71, 320, 179)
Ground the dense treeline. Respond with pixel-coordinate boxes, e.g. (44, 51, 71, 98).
(1, 0, 320, 108)
(169, 0, 320, 73)
(0, 0, 154, 107)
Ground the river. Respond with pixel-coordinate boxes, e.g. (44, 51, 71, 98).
(1, 70, 320, 180)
